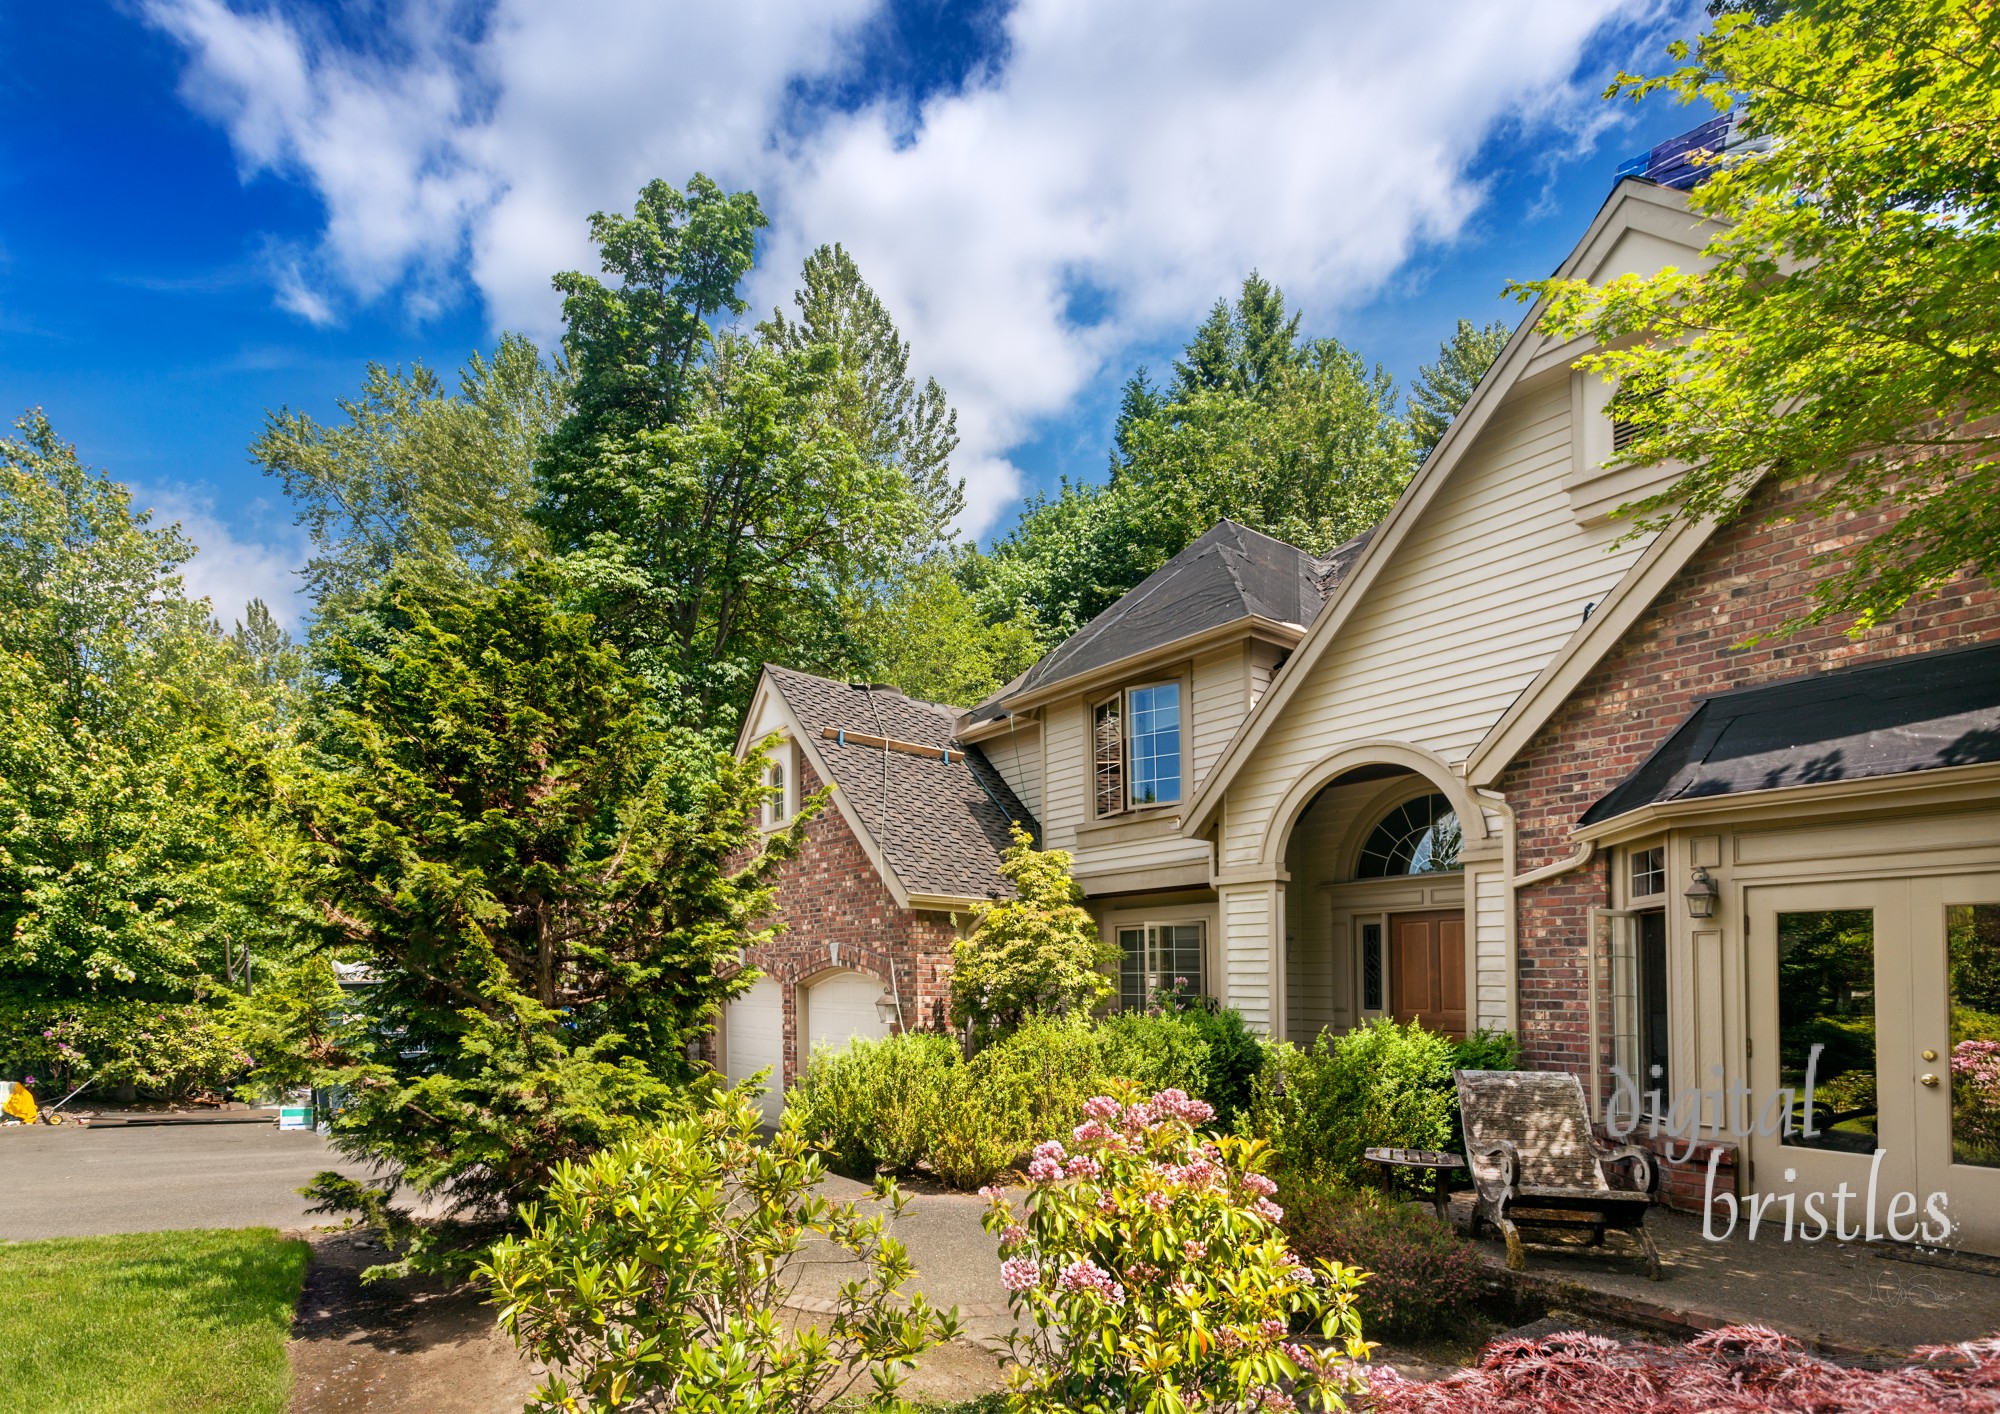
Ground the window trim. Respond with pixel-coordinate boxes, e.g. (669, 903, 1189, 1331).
(762, 743, 794, 830)
(1090, 676, 1188, 820)
(1625, 840, 1668, 905)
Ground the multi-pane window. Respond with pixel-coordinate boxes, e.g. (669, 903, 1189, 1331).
(1093, 698, 1124, 816)
(1093, 682, 1182, 816)
(1355, 794, 1461, 876)
(1118, 923, 1206, 1010)
(1630, 845, 1666, 900)
(764, 758, 789, 828)
(1360, 921, 1384, 1012)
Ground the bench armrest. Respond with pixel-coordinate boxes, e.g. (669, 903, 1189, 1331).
(1593, 1141, 1655, 1195)
(1470, 1140, 1519, 1193)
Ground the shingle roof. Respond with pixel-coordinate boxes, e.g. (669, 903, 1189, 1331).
(1580, 642, 2000, 827)
(761, 665, 1036, 902)
(965, 519, 1369, 725)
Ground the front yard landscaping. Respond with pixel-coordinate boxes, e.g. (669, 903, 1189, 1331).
(0, 1227, 307, 1414)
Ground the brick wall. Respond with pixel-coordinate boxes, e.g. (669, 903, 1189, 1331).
(1497, 481, 2000, 1176)
(722, 758, 961, 1093)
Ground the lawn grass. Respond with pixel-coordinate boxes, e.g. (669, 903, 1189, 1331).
(0, 1227, 308, 1413)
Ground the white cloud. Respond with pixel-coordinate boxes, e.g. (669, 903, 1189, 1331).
(131, 482, 310, 630)
(144, 0, 1668, 534)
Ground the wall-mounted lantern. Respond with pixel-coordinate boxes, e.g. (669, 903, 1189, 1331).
(875, 988, 902, 1030)
(1684, 865, 1719, 920)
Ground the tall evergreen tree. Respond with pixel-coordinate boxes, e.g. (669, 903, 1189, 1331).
(1405, 318, 1511, 457)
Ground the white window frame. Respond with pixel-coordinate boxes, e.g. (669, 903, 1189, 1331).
(1090, 678, 1187, 819)
(763, 743, 794, 829)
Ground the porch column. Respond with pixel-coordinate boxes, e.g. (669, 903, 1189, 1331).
(1218, 877, 1285, 1037)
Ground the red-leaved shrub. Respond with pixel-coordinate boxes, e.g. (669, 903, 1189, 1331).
(1283, 1185, 1482, 1339)
(1363, 1325, 2000, 1413)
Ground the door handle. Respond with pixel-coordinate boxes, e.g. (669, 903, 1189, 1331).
(1922, 1049, 1938, 1062)
(1920, 1073, 1941, 1088)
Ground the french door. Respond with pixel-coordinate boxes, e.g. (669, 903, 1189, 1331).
(1748, 875, 2000, 1253)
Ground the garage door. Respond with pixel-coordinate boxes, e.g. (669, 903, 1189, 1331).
(724, 977, 785, 1124)
(805, 970, 890, 1058)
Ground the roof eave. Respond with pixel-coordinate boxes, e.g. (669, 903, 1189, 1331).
(993, 614, 1306, 716)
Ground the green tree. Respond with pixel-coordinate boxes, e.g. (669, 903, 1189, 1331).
(1521, 0, 2000, 633)
(537, 179, 936, 737)
(0, 412, 283, 1000)
(254, 333, 565, 620)
(277, 569, 814, 1212)
(1406, 318, 1511, 456)
(949, 828, 1117, 1046)
(855, 558, 1039, 707)
(971, 278, 1412, 644)
(762, 243, 965, 558)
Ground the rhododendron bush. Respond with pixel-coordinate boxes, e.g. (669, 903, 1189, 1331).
(1364, 1326, 2000, 1414)
(982, 1085, 1370, 1413)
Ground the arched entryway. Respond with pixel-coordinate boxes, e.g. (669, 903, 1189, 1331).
(1279, 762, 1471, 1044)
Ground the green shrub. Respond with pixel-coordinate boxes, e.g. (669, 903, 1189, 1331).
(931, 1017, 1104, 1189)
(1452, 1027, 1522, 1073)
(1282, 1183, 1483, 1339)
(789, 1031, 958, 1176)
(982, 1084, 1368, 1411)
(1247, 1018, 1457, 1192)
(1094, 1011, 1210, 1095)
(483, 1089, 961, 1413)
(950, 830, 1116, 1046)
(1179, 1002, 1265, 1124)
(0, 997, 251, 1103)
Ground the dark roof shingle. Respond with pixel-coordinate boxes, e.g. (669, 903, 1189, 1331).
(762, 665, 1036, 902)
(1581, 642, 2000, 827)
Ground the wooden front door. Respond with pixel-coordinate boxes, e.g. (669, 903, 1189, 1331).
(1390, 911, 1466, 1039)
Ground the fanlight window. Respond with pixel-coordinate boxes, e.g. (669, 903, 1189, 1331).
(1356, 793, 1462, 877)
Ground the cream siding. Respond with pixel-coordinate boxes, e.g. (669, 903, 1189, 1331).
(1221, 883, 1276, 1034)
(1041, 699, 1089, 852)
(1191, 645, 1248, 794)
(1217, 375, 1650, 875)
(1248, 641, 1286, 707)
(981, 722, 1043, 822)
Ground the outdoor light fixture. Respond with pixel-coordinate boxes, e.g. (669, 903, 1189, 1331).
(1684, 865, 1719, 919)
(874, 987, 901, 1030)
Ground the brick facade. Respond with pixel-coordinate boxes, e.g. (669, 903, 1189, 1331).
(1496, 482, 2000, 1208)
(728, 759, 961, 1094)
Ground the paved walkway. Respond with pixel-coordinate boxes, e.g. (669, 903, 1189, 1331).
(0, 1122, 378, 1240)
(1457, 1199, 2000, 1354)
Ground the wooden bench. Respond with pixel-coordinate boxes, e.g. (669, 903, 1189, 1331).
(1455, 1068, 1661, 1279)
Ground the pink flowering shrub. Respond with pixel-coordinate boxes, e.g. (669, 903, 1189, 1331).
(1363, 1325, 2000, 1413)
(982, 1084, 1371, 1413)
(0, 998, 250, 1102)
(1951, 1037, 2000, 1164)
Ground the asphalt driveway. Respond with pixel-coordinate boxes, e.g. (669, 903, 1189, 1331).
(0, 1123, 379, 1241)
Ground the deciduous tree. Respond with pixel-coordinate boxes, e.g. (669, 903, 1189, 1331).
(1522, 0, 2000, 633)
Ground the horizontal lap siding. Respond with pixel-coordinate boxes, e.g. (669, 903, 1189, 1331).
(1223, 886, 1274, 1033)
(1043, 701, 1088, 852)
(1192, 647, 1248, 795)
(1221, 380, 1645, 869)
(983, 724, 1043, 822)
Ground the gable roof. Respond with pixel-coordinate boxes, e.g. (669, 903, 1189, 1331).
(1580, 642, 2000, 828)
(1182, 179, 1718, 838)
(757, 665, 1035, 905)
(966, 520, 1346, 726)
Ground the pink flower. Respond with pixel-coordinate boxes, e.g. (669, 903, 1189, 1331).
(1182, 1239, 1208, 1261)
(1000, 1257, 1041, 1292)
(1149, 1089, 1216, 1125)
(1260, 1318, 1287, 1341)
(1057, 1259, 1126, 1304)
(1241, 1172, 1278, 1197)
(1071, 1119, 1113, 1145)
(1064, 1155, 1102, 1181)
(1001, 1224, 1030, 1249)
(1027, 1156, 1064, 1183)
(1251, 1388, 1297, 1411)
(978, 1185, 1007, 1202)
(1031, 1139, 1069, 1164)
(1142, 1190, 1171, 1213)
(1082, 1095, 1122, 1121)
(1252, 1198, 1284, 1223)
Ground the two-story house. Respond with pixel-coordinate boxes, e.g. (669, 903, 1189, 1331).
(722, 165, 2000, 1251)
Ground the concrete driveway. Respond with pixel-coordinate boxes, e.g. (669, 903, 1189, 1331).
(0, 1123, 379, 1241)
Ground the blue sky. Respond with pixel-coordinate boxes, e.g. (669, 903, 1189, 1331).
(0, 0, 1708, 625)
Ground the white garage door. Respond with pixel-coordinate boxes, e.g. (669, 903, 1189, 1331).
(805, 970, 890, 1058)
(724, 977, 785, 1124)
